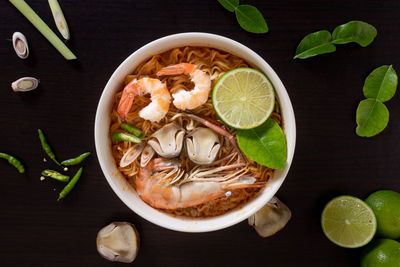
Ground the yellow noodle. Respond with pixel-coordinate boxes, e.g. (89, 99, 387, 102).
(109, 46, 282, 217)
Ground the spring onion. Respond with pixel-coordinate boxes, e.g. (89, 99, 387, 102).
(48, 0, 70, 40)
(9, 0, 76, 60)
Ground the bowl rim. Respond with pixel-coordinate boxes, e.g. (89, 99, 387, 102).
(95, 32, 296, 232)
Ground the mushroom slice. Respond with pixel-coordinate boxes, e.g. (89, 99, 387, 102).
(12, 32, 29, 59)
(119, 143, 144, 167)
(140, 144, 154, 167)
(248, 196, 291, 238)
(186, 127, 220, 165)
(147, 122, 185, 158)
(96, 222, 139, 263)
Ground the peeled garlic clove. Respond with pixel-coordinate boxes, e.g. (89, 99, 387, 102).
(11, 77, 39, 92)
(120, 143, 144, 167)
(96, 222, 139, 263)
(140, 144, 154, 167)
(248, 196, 291, 238)
(12, 32, 29, 59)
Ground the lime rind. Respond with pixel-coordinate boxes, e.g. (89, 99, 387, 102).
(321, 195, 377, 248)
(212, 68, 275, 129)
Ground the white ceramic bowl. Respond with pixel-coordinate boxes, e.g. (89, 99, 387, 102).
(95, 32, 296, 232)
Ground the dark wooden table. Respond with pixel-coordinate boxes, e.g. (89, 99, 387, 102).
(1, 0, 399, 266)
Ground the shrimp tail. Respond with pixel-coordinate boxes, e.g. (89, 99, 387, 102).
(157, 63, 195, 76)
(117, 80, 139, 121)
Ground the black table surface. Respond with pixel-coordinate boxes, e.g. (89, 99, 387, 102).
(1, 0, 400, 266)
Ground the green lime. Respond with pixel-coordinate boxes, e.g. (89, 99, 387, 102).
(321, 195, 377, 248)
(212, 68, 275, 129)
(361, 239, 400, 267)
(365, 190, 400, 239)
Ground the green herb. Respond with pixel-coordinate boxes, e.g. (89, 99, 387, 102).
(356, 65, 398, 137)
(48, 0, 70, 40)
(363, 65, 398, 102)
(236, 118, 287, 169)
(58, 167, 83, 201)
(41, 169, 70, 182)
(112, 132, 142, 143)
(356, 99, 389, 137)
(294, 20, 377, 59)
(120, 123, 144, 138)
(9, 0, 76, 60)
(0, 152, 25, 173)
(294, 30, 336, 59)
(332, 21, 377, 47)
(61, 152, 91, 166)
(38, 129, 62, 167)
(218, 0, 268, 34)
(218, 0, 238, 12)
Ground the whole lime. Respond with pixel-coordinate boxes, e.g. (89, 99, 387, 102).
(365, 190, 400, 239)
(361, 239, 400, 267)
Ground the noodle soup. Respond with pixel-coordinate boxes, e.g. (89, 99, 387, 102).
(109, 46, 282, 217)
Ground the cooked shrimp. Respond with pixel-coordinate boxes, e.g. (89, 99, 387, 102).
(135, 158, 265, 209)
(117, 78, 171, 122)
(157, 63, 211, 110)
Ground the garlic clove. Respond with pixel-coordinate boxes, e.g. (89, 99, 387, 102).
(248, 196, 291, 238)
(11, 77, 39, 92)
(96, 222, 139, 263)
(12, 32, 29, 59)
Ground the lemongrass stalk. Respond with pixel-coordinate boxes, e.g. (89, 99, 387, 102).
(48, 0, 69, 40)
(9, 0, 76, 60)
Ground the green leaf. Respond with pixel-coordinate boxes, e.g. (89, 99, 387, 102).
(332, 21, 377, 47)
(235, 5, 268, 34)
(236, 118, 287, 169)
(363, 65, 398, 102)
(356, 99, 389, 137)
(294, 30, 336, 59)
(217, 0, 239, 12)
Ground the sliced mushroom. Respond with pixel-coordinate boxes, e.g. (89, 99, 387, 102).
(147, 122, 185, 158)
(248, 196, 291, 238)
(96, 222, 139, 263)
(119, 143, 144, 167)
(140, 144, 154, 167)
(186, 127, 220, 165)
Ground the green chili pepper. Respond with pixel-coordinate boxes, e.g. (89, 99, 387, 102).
(58, 167, 83, 201)
(61, 152, 91, 166)
(120, 123, 144, 138)
(0, 152, 25, 173)
(112, 132, 142, 143)
(41, 169, 69, 182)
(38, 129, 62, 167)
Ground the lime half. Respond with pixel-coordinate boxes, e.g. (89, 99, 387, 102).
(212, 68, 275, 129)
(321, 196, 377, 248)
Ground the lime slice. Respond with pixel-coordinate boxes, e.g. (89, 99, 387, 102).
(321, 196, 377, 248)
(212, 68, 275, 129)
